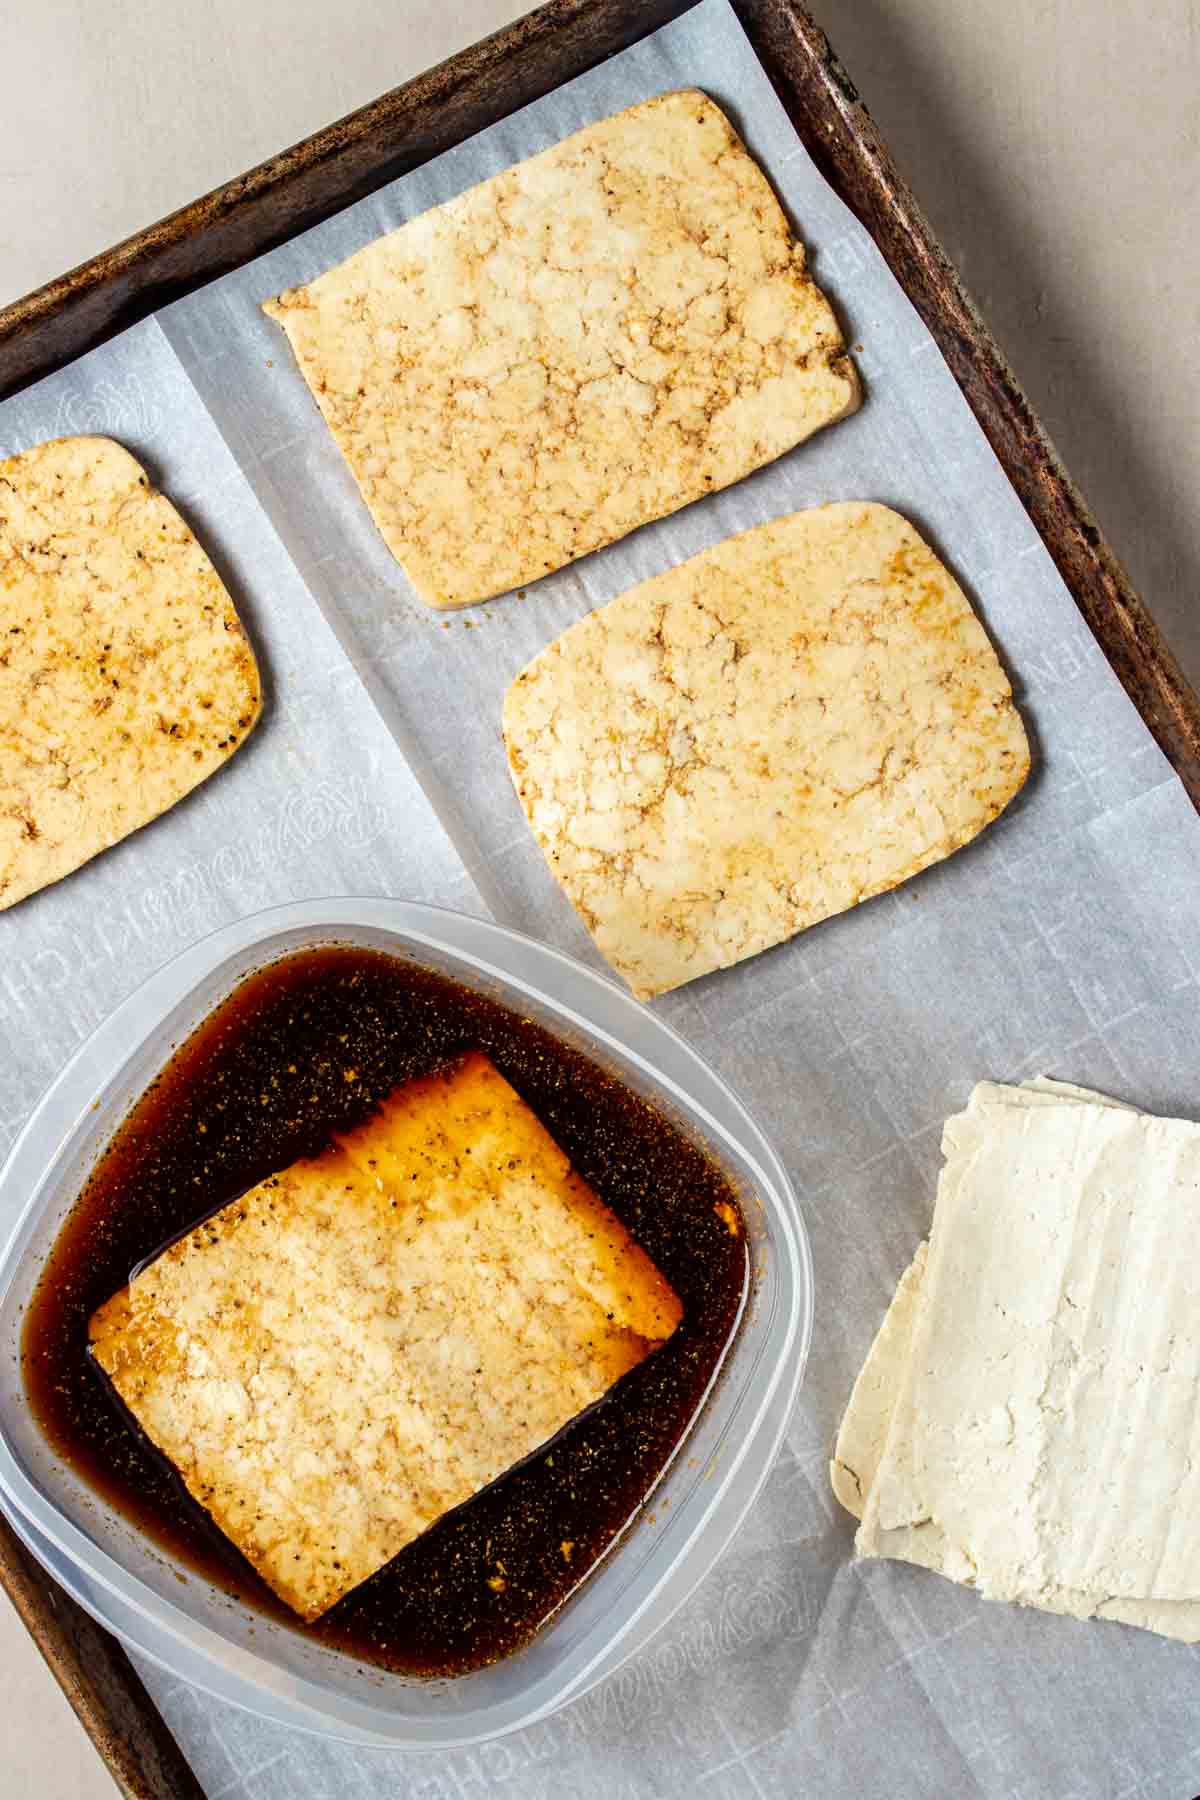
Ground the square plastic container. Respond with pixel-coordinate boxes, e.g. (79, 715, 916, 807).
(0, 899, 812, 1748)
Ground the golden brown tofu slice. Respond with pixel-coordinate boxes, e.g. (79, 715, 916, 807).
(504, 503, 1030, 998)
(0, 436, 261, 909)
(263, 90, 859, 608)
(89, 1052, 681, 1621)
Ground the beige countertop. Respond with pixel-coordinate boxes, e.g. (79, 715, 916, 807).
(0, 1, 1196, 1794)
(0, 1585, 130, 1800)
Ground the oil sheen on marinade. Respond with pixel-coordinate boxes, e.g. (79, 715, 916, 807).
(22, 947, 747, 1677)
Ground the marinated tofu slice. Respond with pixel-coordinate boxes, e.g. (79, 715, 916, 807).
(89, 1052, 681, 1621)
(263, 90, 859, 608)
(0, 435, 261, 909)
(504, 502, 1029, 999)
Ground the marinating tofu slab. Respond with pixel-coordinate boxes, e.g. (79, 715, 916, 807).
(89, 1052, 681, 1621)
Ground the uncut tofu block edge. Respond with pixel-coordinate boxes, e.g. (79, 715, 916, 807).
(263, 89, 860, 609)
(88, 1052, 682, 1622)
(837, 1081, 1200, 1643)
(502, 502, 1031, 1001)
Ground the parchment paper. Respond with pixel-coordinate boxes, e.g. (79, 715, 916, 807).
(5, 2, 1200, 1795)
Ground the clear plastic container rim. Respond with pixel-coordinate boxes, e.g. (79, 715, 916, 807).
(0, 896, 814, 1747)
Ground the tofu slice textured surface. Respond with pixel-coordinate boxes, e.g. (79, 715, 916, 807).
(263, 90, 860, 608)
(90, 1052, 682, 1621)
(0, 436, 261, 909)
(504, 502, 1029, 998)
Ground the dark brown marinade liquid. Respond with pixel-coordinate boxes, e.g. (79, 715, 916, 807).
(21, 946, 747, 1677)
